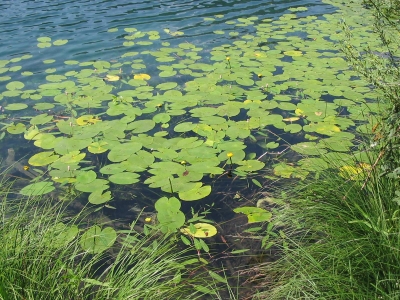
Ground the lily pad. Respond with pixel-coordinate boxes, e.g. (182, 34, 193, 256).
(233, 206, 272, 223)
(29, 151, 60, 166)
(80, 226, 116, 254)
(5, 103, 28, 111)
(109, 172, 140, 184)
(181, 223, 218, 238)
(20, 181, 55, 196)
(179, 184, 211, 201)
(88, 190, 112, 205)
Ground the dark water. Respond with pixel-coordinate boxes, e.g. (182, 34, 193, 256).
(0, 0, 333, 64)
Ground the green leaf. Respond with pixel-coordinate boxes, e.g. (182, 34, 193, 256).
(80, 226, 117, 254)
(7, 123, 26, 134)
(179, 184, 212, 201)
(20, 181, 55, 196)
(5, 103, 28, 111)
(28, 151, 59, 166)
(208, 270, 227, 283)
(233, 206, 272, 223)
(88, 190, 112, 205)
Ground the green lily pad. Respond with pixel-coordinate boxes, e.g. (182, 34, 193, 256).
(5, 103, 28, 111)
(88, 190, 112, 205)
(75, 179, 109, 193)
(180, 223, 218, 238)
(107, 142, 142, 162)
(236, 160, 265, 172)
(53, 39, 68, 46)
(233, 206, 272, 223)
(20, 181, 55, 196)
(291, 142, 327, 155)
(80, 226, 116, 254)
(179, 184, 211, 201)
(29, 151, 60, 166)
(6, 81, 24, 90)
(30, 113, 53, 125)
(7, 123, 26, 134)
(109, 172, 140, 184)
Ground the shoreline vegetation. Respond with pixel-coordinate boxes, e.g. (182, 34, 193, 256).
(1, 0, 400, 299)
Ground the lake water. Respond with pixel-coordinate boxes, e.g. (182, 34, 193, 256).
(0, 0, 378, 233)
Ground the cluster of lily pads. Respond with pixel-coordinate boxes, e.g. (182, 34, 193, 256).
(0, 0, 384, 248)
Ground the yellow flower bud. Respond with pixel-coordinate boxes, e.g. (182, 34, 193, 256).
(227, 152, 234, 158)
(145, 217, 152, 222)
(226, 57, 230, 61)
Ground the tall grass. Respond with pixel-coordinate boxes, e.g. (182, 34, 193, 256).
(0, 173, 227, 300)
(256, 152, 400, 299)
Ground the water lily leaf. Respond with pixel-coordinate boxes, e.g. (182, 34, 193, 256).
(6, 81, 24, 90)
(179, 184, 211, 201)
(127, 120, 155, 133)
(155, 197, 185, 233)
(134, 73, 151, 80)
(174, 122, 197, 133)
(47, 223, 79, 248)
(53, 39, 68, 46)
(273, 162, 295, 178)
(105, 74, 120, 81)
(283, 50, 303, 56)
(75, 179, 109, 193)
(107, 142, 142, 162)
(153, 113, 170, 123)
(156, 82, 177, 90)
(233, 206, 272, 223)
(30, 113, 53, 125)
(88, 190, 112, 205)
(80, 226, 116, 254)
(37, 42, 52, 48)
(5, 103, 28, 111)
(88, 141, 109, 154)
(37, 36, 51, 42)
(76, 170, 97, 184)
(7, 123, 26, 134)
(76, 115, 100, 125)
(236, 160, 265, 172)
(19, 182, 54, 198)
(109, 172, 140, 184)
(33, 102, 54, 110)
(291, 142, 327, 155)
(29, 151, 59, 166)
(181, 223, 217, 238)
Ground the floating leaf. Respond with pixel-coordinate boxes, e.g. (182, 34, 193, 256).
(109, 172, 140, 184)
(105, 74, 120, 81)
(7, 123, 26, 134)
(233, 206, 272, 223)
(5, 103, 28, 111)
(88, 190, 112, 205)
(29, 151, 59, 166)
(134, 73, 151, 80)
(181, 223, 217, 238)
(179, 184, 211, 201)
(20, 181, 55, 196)
(80, 226, 116, 254)
(53, 39, 68, 46)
